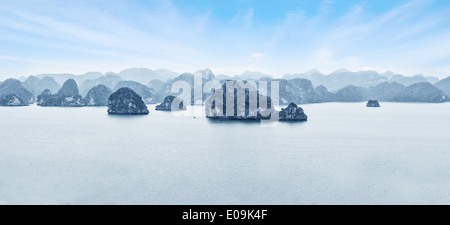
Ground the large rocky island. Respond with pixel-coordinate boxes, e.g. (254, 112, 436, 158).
(205, 81, 307, 121)
(107, 87, 149, 114)
(205, 81, 275, 120)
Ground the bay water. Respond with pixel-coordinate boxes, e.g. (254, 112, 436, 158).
(0, 103, 449, 204)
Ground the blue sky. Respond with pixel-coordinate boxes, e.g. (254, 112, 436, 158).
(1, 0, 450, 79)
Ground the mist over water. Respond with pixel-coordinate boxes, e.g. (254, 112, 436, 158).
(1, 103, 450, 204)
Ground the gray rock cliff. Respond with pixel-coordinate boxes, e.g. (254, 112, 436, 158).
(0, 93, 27, 106)
(37, 79, 84, 107)
(155, 95, 186, 111)
(84, 84, 112, 106)
(366, 100, 381, 107)
(107, 87, 149, 114)
(279, 103, 308, 121)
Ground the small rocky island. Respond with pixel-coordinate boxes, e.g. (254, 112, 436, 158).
(279, 103, 308, 121)
(37, 79, 84, 107)
(107, 87, 149, 114)
(155, 95, 186, 111)
(366, 100, 381, 107)
(0, 93, 27, 106)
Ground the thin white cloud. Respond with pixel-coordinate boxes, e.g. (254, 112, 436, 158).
(249, 53, 266, 60)
(231, 8, 254, 28)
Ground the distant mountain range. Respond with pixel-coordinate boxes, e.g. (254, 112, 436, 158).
(283, 69, 439, 91)
(1, 68, 450, 106)
(23, 68, 180, 87)
(16, 67, 442, 90)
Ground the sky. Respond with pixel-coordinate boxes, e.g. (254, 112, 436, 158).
(0, 0, 450, 80)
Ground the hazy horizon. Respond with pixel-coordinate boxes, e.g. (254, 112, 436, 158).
(1, 0, 450, 80)
(0, 67, 444, 82)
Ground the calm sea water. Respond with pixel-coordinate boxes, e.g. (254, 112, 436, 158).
(0, 103, 450, 204)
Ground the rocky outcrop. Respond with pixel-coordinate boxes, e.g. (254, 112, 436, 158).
(0, 94, 27, 106)
(335, 85, 366, 102)
(279, 103, 308, 121)
(0, 79, 34, 104)
(277, 79, 320, 104)
(57, 79, 79, 96)
(366, 100, 380, 107)
(113, 80, 159, 104)
(367, 82, 405, 101)
(37, 79, 84, 107)
(83, 85, 112, 106)
(107, 88, 149, 114)
(434, 77, 450, 96)
(205, 81, 276, 120)
(314, 85, 335, 102)
(392, 82, 447, 103)
(155, 95, 186, 111)
(36, 89, 52, 105)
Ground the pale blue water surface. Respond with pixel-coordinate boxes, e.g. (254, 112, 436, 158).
(0, 103, 449, 204)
